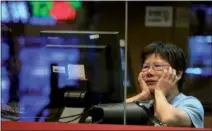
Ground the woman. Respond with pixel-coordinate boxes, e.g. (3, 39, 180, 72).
(126, 42, 204, 128)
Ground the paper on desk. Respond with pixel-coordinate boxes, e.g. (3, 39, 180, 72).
(52, 66, 66, 73)
(67, 64, 86, 80)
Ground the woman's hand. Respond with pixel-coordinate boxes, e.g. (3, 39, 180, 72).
(126, 71, 154, 103)
(138, 72, 154, 101)
(155, 67, 180, 96)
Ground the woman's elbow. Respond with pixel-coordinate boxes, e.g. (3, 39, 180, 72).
(160, 112, 192, 127)
(160, 115, 175, 125)
(159, 112, 181, 126)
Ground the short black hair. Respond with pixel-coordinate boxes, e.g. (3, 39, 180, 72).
(141, 42, 187, 92)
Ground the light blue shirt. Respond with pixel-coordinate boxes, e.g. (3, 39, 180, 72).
(171, 93, 204, 128)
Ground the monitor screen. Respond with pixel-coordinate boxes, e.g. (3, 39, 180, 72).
(186, 35, 212, 76)
(190, 3, 212, 34)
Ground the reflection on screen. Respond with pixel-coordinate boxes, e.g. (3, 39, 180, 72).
(1, 67, 10, 104)
(47, 47, 80, 87)
(18, 36, 131, 92)
(186, 35, 212, 76)
(120, 47, 131, 87)
(3, 36, 129, 120)
(2, 42, 9, 61)
(18, 36, 81, 120)
(1, 37, 10, 104)
(18, 37, 81, 95)
(191, 4, 212, 33)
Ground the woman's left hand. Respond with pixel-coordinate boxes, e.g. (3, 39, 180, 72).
(155, 67, 180, 96)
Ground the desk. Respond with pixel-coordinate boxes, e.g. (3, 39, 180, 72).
(2, 121, 211, 130)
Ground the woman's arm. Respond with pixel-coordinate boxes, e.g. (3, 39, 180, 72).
(126, 92, 149, 103)
(154, 89, 192, 127)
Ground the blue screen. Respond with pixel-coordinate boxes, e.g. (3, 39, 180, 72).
(18, 36, 83, 92)
(1, 42, 9, 61)
(186, 35, 212, 76)
(120, 47, 131, 87)
(1, 37, 10, 104)
(17, 36, 82, 120)
(1, 67, 10, 104)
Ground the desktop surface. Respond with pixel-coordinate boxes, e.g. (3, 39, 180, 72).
(2, 121, 211, 131)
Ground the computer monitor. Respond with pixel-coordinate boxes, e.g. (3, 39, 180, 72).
(187, 35, 212, 77)
(40, 31, 124, 105)
(190, 3, 212, 34)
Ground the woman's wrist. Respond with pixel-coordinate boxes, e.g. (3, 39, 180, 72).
(139, 92, 152, 101)
(126, 91, 153, 103)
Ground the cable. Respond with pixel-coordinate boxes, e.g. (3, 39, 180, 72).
(135, 101, 166, 126)
(57, 108, 91, 123)
(58, 113, 82, 119)
(58, 115, 82, 123)
(65, 115, 82, 123)
(56, 106, 93, 123)
(92, 119, 103, 124)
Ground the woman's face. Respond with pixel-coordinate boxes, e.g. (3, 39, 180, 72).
(141, 53, 170, 93)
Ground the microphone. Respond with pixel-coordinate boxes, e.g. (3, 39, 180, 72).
(88, 102, 151, 125)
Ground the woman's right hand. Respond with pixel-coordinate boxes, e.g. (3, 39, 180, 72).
(138, 71, 153, 101)
(126, 72, 154, 103)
